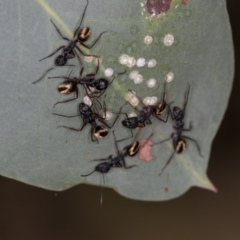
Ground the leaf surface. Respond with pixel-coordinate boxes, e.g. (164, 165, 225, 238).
(0, 0, 233, 200)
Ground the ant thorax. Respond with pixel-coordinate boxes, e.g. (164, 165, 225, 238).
(138, 107, 153, 123)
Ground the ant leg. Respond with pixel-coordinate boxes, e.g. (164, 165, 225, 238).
(183, 122, 193, 131)
(89, 89, 106, 99)
(84, 85, 94, 98)
(183, 84, 191, 112)
(81, 31, 108, 49)
(153, 135, 173, 145)
(73, 50, 83, 66)
(113, 130, 120, 153)
(50, 20, 70, 41)
(108, 102, 127, 128)
(76, 45, 99, 58)
(115, 163, 123, 167)
(91, 127, 99, 143)
(79, 66, 84, 77)
(182, 135, 203, 157)
(73, 0, 89, 37)
(122, 158, 137, 169)
(95, 58, 100, 75)
(159, 151, 175, 176)
(95, 99, 102, 111)
(96, 106, 122, 128)
(53, 88, 79, 107)
(57, 121, 87, 131)
(92, 158, 109, 162)
(52, 112, 81, 118)
(33, 65, 75, 84)
(48, 76, 69, 80)
(166, 102, 175, 120)
(32, 67, 54, 84)
(39, 46, 65, 61)
(153, 114, 168, 123)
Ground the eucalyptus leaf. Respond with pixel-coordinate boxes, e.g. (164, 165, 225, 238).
(0, 0, 233, 200)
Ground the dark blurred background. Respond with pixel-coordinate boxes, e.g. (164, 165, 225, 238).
(1, 1, 239, 240)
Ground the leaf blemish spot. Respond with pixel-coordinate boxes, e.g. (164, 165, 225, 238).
(105, 68, 114, 77)
(129, 70, 139, 80)
(165, 72, 174, 82)
(164, 34, 174, 46)
(83, 95, 92, 106)
(126, 91, 139, 107)
(134, 74, 144, 84)
(148, 59, 157, 68)
(137, 58, 146, 67)
(146, 0, 172, 15)
(84, 56, 93, 63)
(147, 78, 157, 88)
(138, 138, 155, 162)
(119, 54, 129, 65)
(144, 35, 153, 45)
(143, 96, 158, 105)
(119, 54, 136, 68)
(129, 112, 137, 118)
(103, 111, 113, 120)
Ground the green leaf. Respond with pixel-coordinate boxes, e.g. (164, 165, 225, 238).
(0, 0, 233, 200)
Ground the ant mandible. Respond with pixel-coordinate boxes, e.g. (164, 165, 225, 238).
(122, 82, 171, 137)
(48, 59, 125, 107)
(153, 84, 203, 175)
(32, 0, 107, 84)
(81, 130, 139, 177)
(52, 100, 126, 143)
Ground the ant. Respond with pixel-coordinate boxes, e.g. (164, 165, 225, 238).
(81, 130, 139, 177)
(153, 84, 203, 175)
(48, 59, 125, 107)
(32, 0, 107, 84)
(52, 101, 126, 143)
(122, 82, 171, 137)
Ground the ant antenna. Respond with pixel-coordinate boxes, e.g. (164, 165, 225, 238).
(32, 65, 75, 84)
(159, 151, 175, 176)
(73, 0, 89, 37)
(108, 69, 126, 86)
(81, 170, 96, 177)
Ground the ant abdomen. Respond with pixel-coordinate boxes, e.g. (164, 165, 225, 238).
(174, 139, 187, 153)
(155, 102, 167, 115)
(94, 126, 109, 138)
(127, 141, 140, 157)
(78, 27, 91, 42)
(58, 81, 77, 94)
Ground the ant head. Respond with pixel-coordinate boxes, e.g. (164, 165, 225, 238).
(173, 106, 184, 120)
(96, 162, 111, 173)
(95, 79, 108, 91)
(58, 81, 76, 94)
(126, 141, 140, 157)
(122, 117, 138, 129)
(79, 102, 90, 111)
(55, 55, 67, 66)
(94, 126, 109, 138)
(78, 27, 91, 42)
(175, 139, 187, 153)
